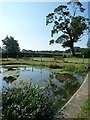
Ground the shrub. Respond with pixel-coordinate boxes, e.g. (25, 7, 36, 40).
(63, 64, 87, 74)
(2, 81, 55, 120)
(76, 65, 87, 73)
(63, 65, 76, 72)
(49, 64, 61, 69)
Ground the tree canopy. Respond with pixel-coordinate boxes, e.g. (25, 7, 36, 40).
(46, 2, 90, 56)
(2, 36, 20, 58)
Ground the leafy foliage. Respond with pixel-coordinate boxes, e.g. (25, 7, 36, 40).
(2, 36, 20, 58)
(2, 81, 55, 120)
(49, 64, 61, 69)
(62, 64, 87, 74)
(81, 48, 90, 58)
(46, 2, 90, 56)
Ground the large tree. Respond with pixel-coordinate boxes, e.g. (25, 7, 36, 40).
(46, 2, 89, 56)
(2, 36, 20, 58)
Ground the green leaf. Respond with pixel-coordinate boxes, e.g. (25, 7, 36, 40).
(49, 39, 54, 45)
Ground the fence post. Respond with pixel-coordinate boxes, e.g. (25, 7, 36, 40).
(32, 55, 33, 61)
(41, 55, 42, 62)
(83, 55, 84, 63)
(7, 55, 8, 61)
(31, 67, 33, 72)
(52, 54, 54, 61)
(17, 55, 18, 60)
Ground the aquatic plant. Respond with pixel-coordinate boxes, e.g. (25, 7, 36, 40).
(2, 81, 56, 120)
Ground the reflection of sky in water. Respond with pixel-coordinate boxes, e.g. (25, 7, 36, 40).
(73, 74, 85, 85)
(0, 66, 85, 89)
(0, 65, 86, 111)
(18, 67, 51, 86)
(0, 74, 2, 90)
(0, 73, 8, 90)
(1, 66, 55, 87)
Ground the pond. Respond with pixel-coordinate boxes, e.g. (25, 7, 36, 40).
(0, 65, 85, 110)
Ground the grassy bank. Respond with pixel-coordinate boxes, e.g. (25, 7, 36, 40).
(76, 96, 90, 119)
(1, 57, 88, 75)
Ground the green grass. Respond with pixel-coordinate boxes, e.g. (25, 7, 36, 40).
(1, 57, 89, 75)
(1, 57, 89, 65)
(76, 96, 90, 119)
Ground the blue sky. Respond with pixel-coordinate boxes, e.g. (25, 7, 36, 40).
(0, 2, 88, 51)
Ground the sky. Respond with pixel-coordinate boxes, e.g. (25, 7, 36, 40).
(0, 1, 89, 51)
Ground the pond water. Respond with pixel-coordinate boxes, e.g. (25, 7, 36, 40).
(0, 65, 85, 110)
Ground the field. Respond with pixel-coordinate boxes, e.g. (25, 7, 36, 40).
(1, 57, 90, 65)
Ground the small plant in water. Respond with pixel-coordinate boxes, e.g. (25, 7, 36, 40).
(2, 80, 56, 120)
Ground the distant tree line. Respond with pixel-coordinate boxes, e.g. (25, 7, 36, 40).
(0, 35, 90, 58)
(21, 49, 64, 54)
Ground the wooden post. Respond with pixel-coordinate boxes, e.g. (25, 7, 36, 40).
(32, 67, 33, 72)
(52, 54, 54, 61)
(24, 55, 26, 60)
(7, 55, 8, 61)
(41, 55, 42, 62)
(17, 55, 18, 60)
(40, 67, 42, 74)
(83, 55, 84, 63)
(32, 55, 33, 61)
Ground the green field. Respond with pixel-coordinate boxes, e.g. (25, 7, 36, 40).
(1, 57, 90, 64)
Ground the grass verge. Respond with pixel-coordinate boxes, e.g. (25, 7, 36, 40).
(76, 96, 90, 119)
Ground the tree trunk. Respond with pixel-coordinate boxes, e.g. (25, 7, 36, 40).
(70, 45, 75, 57)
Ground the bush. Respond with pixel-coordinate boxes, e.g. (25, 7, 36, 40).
(2, 81, 55, 120)
(63, 65, 76, 72)
(49, 64, 61, 69)
(75, 54, 82, 58)
(63, 64, 87, 74)
(76, 65, 87, 73)
(81, 48, 90, 58)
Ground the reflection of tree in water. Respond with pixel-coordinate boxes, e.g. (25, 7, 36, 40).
(3, 69, 20, 83)
(31, 67, 33, 72)
(49, 73, 54, 79)
(3, 75, 19, 83)
(55, 73, 80, 97)
(40, 68, 42, 74)
(23, 66, 26, 71)
(47, 73, 80, 110)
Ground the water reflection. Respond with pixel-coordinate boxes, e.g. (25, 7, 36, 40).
(0, 65, 85, 110)
(1, 66, 85, 88)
